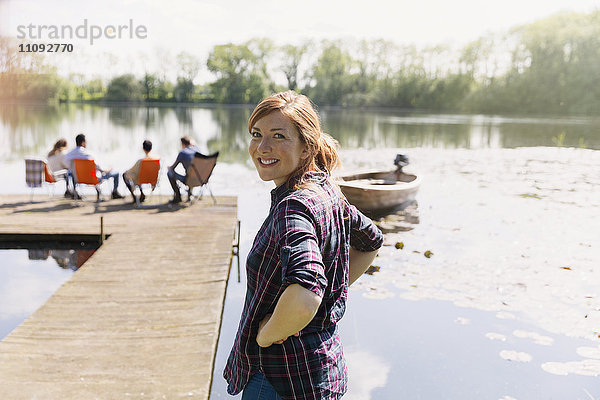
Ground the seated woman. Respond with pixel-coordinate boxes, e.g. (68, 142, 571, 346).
(123, 140, 154, 204)
(47, 138, 72, 197)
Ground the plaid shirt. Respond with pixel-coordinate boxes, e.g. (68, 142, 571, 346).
(224, 172, 383, 400)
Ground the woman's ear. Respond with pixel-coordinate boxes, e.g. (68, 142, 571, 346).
(300, 145, 310, 160)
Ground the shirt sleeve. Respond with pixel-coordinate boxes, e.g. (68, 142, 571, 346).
(347, 202, 384, 252)
(274, 198, 327, 298)
(64, 152, 73, 169)
(171, 151, 184, 170)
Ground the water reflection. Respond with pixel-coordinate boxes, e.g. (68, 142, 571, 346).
(107, 106, 138, 128)
(372, 200, 420, 233)
(1, 104, 599, 167)
(0, 247, 88, 340)
(27, 248, 96, 271)
(0, 104, 66, 160)
(344, 350, 391, 400)
(0, 240, 99, 340)
(206, 106, 253, 163)
(341, 294, 600, 399)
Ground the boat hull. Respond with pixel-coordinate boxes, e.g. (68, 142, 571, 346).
(336, 170, 421, 216)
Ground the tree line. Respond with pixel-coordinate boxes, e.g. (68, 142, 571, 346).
(1, 10, 599, 115)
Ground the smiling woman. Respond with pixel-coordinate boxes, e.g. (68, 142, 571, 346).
(247, 92, 341, 189)
(249, 110, 309, 186)
(223, 91, 384, 400)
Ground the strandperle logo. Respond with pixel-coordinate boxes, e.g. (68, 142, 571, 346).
(16, 19, 148, 45)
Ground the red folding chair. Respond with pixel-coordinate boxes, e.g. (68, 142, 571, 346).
(73, 159, 101, 202)
(134, 158, 160, 207)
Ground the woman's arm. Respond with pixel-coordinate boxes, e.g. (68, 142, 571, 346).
(256, 247, 378, 347)
(256, 284, 322, 348)
(348, 247, 379, 286)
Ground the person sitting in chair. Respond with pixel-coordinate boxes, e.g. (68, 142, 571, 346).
(167, 136, 200, 204)
(123, 139, 154, 204)
(47, 138, 73, 198)
(65, 133, 124, 200)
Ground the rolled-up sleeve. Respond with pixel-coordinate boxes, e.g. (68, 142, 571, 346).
(274, 199, 327, 298)
(347, 203, 384, 252)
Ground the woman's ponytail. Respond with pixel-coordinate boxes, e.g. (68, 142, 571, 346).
(315, 133, 340, 173)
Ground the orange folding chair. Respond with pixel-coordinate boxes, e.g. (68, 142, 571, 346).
(134, 158, 160, 206)
(43, 163, 56, 184)
(73, 159, 101, 202)
(43, 162, 69, 196)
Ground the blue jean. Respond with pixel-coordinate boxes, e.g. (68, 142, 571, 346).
(71, 170, 118, 192)
(167, 168, 186, 197)
(62, 170, 73, 191)
(242, 373, 282, 400)
(99, 170, 120, 192)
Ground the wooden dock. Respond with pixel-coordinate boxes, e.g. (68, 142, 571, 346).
(0, 194, 238, 399)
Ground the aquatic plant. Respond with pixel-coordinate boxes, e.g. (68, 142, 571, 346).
(552, 132, 566, 147)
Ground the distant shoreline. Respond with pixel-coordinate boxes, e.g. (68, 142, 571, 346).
(3, 100, 599, 119)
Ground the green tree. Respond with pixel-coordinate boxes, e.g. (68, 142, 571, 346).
(307, 41, 353, 105)
(85, 78, 105, 100)
(156, 78, 174, 101)
(246, 38, 274, 77)
(516, 11, 600, 114)
(140, 73, 158, 101)
(172, 52, 201, 102)
(0, 37, 67, 103)
(173, 77, 194, 102)
(105, 74, 143, 101)
(176, 51, 201, 81)
(207, 43, 269, 103)
(279, 43, 308, 91)
(465, 11, 600, 115)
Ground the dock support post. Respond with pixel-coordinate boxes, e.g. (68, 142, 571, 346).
(100, 216, 104, 244)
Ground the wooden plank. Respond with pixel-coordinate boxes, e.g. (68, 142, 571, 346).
(0, 195, 237, 399)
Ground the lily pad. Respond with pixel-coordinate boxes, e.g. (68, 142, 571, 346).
(364, 265, 381, 275)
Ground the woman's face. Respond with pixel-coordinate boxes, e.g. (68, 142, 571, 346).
(249, 110, 309, 187)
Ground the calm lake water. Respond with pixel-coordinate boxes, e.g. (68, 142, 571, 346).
(0, 246, 96, 340)
(2, 103, 600, 164)
(1, 103, 599, 399)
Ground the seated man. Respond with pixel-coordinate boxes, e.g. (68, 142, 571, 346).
(65, 133, 124, 200)
(123, 139, 154, 204)
(167, 136, 200, 204)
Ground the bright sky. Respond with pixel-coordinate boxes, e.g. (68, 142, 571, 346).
(1, 0, 598, 82)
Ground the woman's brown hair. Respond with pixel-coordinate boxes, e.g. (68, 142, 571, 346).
(248, 91, 340, 189)
(48, 138, 67, 157)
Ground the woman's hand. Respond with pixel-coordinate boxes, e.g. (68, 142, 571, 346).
(255, 284, 321, 347)
(256, 314, 299, 347)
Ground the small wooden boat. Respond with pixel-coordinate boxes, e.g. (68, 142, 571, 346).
(336, 155, 421, 216)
